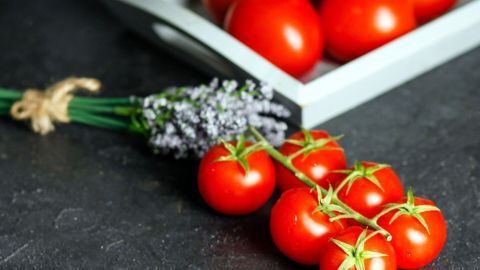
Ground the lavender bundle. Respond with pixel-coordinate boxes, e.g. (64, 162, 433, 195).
(0, 78, 290, 158)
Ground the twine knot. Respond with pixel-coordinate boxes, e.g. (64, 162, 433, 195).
(10, 77, 101, 135)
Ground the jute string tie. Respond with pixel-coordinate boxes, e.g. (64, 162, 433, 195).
(10, 77, 101, 135)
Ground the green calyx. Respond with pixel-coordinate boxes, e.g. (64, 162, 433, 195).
(383, 187, 440, 234)
(334, 161, 390, 195)
(313, 185, 347, 221)
(331, 229, 387, 270)
(286, 128, 343, 160)
(213, 135, 265, 174)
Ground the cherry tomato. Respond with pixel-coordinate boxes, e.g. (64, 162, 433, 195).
(412, 0, 457, 23)
(319, 226, 397, 270)
(225, 0, 324, 77)
(203, 0, 234, 24)
(334, 161, 404, 218)
(270, 188, 347, 265)
(377, 191, 447, 269)
(318, 0, 417, 62)
(197, 140, 275, 215)
(275, 130, 347, 193)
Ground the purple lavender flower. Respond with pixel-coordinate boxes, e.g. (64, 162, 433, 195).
(139, 79, 290, 158)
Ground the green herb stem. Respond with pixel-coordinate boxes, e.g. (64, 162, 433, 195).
(68, 104, 134, 116)
(0, 88, 23, 100)
(0, 108, 9, 116)
(70, 96, 132, 106)
(68, 110, 130, 131)
(0, 101, 13, 109)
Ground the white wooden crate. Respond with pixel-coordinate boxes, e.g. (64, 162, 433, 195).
(103, 0, 480, 128)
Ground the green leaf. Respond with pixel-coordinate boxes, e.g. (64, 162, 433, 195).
(366, 163, 390, 172)
(389, 209, 409, 225)
(315, 185, 323, 204)
(331, 228, 387, 270)
(287, 132, 343, 160)
(240, 142, 265, 158)
(312, 205, 324, 214)
(213, 156, 236, 163)
(332, 169, 354, 174)
(361, 250, 388, 259)
(338, 257, 356, 270)
(284, 139, 305, 147)
(355, 258, 366, 270)
(364, 174, 385, 192)
(415, 205, 441, 214)
(312, 185, 348, 222)
(323, 185, 334, 205)
(301, 145, 316, 160)
(362, 163, 390, 192)
(345, 172, 362, 195)
(237, 157, 250, 175)
(221, 139, 237, 155)
(236, 134, 245, 152)
(412, 212, 431, 234)
(355, 228, 369, 250)
(317, 146, 345, 152)
(331, 134, 345, 142)
(331, 238, 355, 256)
(362, 250, 388, 259)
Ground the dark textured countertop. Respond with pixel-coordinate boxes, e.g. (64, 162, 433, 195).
(0, 0, 479, 269)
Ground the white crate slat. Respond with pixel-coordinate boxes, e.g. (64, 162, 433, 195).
(104, 0, 480, 128)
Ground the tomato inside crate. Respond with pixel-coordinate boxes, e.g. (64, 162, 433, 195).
(189, 0, 468, 82)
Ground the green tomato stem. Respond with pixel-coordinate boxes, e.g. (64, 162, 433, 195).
(249, 126, 392, 240)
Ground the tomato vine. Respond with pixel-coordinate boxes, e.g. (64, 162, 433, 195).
(249, 126, 393, 240)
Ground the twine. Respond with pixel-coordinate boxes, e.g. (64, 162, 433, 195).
(10, 77, 101, 135)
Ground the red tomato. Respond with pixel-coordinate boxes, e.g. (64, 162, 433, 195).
(225, 0, 324, 77)
(270, 188, 347, 265)
(412, 0, 457, 23)
(334, 161, 404, 218)
(318, 0, 417, 62)
(197, 140, 275, 215)
(319, 226, 397, 270)
(203, 0, 234, 24)
(275, 130, 346, 192)
(377, 194, 447, 268)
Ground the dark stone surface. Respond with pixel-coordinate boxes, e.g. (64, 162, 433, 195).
(0, 0, 479, 269)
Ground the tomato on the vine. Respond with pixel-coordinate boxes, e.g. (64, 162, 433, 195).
(197, 138, 275, 215)
(318, 0, 417, 62)
(334, 161, 404, 218)
(319, 226, 397, 270)
(275, 130, 346, 192)
(412, 0, 457, 23)
(377, 188, 447, 269)
(202, 0, 234, 24)
(270, 188, 347, 265)
(225, 0, 324, 77)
